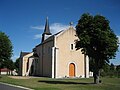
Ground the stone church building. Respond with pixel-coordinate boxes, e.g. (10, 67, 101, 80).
(19, 18, 89, 78)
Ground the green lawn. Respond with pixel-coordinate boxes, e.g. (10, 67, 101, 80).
(0, 76, 120, 90)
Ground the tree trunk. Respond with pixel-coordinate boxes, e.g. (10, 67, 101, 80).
(94, 74, 99, 84)
(93, 70, 100, 84)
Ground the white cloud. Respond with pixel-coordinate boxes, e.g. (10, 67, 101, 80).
(31, 23, 69, 39)
(50, 23, 69, 34)
(30, 26, 44, 30)
(34, 34, 42, 39)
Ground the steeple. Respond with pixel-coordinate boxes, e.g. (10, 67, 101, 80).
(41, 17, 52, 42)
(44, 17, 51, 35)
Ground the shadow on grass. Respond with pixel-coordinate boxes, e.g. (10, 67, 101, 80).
(38, 80, 94, 85)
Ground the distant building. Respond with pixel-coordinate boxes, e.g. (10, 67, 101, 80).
(0, 68, 12, 75)
(19, 18, 89, 78)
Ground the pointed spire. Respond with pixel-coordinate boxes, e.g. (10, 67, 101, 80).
(41, 17, 52, 43)
(44, 17, 51, 35)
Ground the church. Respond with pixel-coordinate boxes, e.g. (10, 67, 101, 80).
(19, 18, 89, 78)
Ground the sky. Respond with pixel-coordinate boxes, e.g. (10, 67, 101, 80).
(0, 0, 120, 65)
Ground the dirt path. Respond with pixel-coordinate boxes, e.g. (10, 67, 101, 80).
(8, 76, 31, 79)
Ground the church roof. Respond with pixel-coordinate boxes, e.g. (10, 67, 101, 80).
(54, 30, 64, 36)
(20, 52, 31, 58)
(35, 30, 64, 47)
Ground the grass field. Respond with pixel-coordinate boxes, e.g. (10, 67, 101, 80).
(0, 76, 120, 90)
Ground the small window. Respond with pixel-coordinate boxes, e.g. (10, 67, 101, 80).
(71, 44, 74, 50)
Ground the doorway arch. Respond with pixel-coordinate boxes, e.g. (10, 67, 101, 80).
(69, 63, 75, 77)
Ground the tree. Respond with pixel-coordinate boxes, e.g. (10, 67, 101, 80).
(110, 63, 115, 71)
(0, 31, 13, 74)
(108, 63, 117, 77)
(75, 13, 118, 84)
(100, 63, 110, 77)
(116, 65, 120, 71)
(116, 65, 120, 77)
(3, 59, 15, 75)
(14, 58, 20, 73)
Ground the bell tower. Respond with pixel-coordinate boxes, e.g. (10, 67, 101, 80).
(41, 17, 52, 42)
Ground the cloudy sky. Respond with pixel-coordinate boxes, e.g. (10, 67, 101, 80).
(0, 0, 120, 64)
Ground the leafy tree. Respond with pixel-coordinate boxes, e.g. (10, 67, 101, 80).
(6, 59, 15, 70)
(3, 59, 15, 75)
(101, 63, 110, 76)
(116, 65, 120, 71)
(14, 58, 20, 73)
(106, 63, 115, 77)
(103, 63, 110, 72)
(0, 31, 13, 74)
(116, 65, 120, 77)
(110, 63, 115, 71)
(75, 13, 118, 84)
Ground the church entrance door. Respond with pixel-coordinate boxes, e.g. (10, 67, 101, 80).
(69, 63, 75, 77)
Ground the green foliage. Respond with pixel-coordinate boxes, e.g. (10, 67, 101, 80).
(76, 13, 118, 65)
(116, 65, 120, 78)
(0, 31, 13, 70)
(15, 58, 19, 69)
(14, 58, 20, 73)
(76, 13, 118, 83)
(110, 63, 115, 71)
(5, 59, 15, 70)
(100, 63, 120, 78)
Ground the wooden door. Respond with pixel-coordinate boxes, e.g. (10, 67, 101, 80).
(69, 63, 75, 77)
